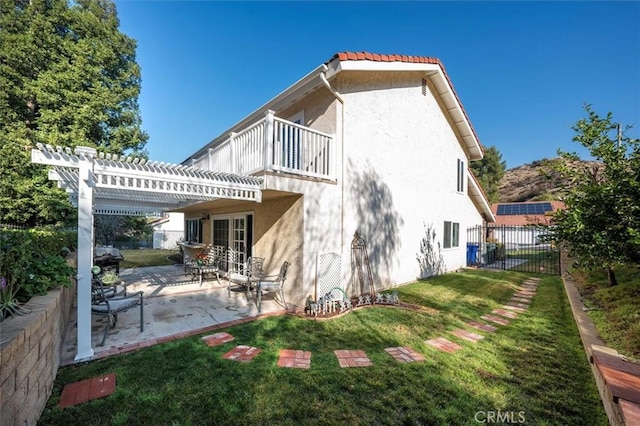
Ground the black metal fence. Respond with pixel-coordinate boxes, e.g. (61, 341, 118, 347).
(466, 224, 560, 275)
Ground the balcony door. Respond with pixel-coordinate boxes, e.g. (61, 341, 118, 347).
(212, 213, 253, 272)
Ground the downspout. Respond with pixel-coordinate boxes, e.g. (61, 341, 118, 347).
(319, 64, 346, 255)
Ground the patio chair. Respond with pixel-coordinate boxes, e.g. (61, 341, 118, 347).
(257, 261, 290, 313)
(227, 256, 264, 297)
(91, 280, 144, 346)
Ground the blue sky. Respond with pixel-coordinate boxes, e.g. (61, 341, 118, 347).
(115, 1, 639, 169)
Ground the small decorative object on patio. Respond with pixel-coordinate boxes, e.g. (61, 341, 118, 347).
(194, 252, 208, 267)
(100, 271, 119, 285)
(306, 287, 352, 317)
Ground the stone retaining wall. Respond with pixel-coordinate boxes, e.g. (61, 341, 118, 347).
(0, 283, 75, 426)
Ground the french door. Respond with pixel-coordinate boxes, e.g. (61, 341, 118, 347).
(212, 213, 253, 272)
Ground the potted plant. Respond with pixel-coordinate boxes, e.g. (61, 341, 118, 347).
(101, 271, 119, 285)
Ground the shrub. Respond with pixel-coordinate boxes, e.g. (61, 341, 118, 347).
(0, 228, 76, 320)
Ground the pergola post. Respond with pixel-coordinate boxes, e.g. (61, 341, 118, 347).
(75, 147, 96, 361)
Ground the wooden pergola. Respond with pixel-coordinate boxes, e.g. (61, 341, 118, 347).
(32, 144, 262, 361)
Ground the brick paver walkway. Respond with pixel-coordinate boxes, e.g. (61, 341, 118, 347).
(481, 314, 510, 326)
(492, 309, 518, 319)
(467, 321, 498, 333)
(426, 337, 462, 353)
(278, 349, 312, 369)
(385, 346, 426, 362)
(450, 329, 484, 343)
(58, 373, 116, 408)
(334, 350, 373, 367)
(222, 345, 262, 362)
(201, 332, 235, 347)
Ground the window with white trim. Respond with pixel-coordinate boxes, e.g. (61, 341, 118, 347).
(457, 159, 465, 192)
(443, 221, 460, 249)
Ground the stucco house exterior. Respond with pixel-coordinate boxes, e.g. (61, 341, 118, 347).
(176, 51, 495, 306)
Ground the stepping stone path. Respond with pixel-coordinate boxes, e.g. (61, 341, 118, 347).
(492, 309, 518, 319)
(426, 337, 463, 353)
(503, 303, 527, 312)
(58, 373, 116, 408)
(201, 332, 235, 347)
(278, 349, 312, 369)
(481, 314, 510, 326)
(467, 321, 498, 333)
(334, 350, 373, 367)
(385, 346, 426, 362)
(222, 345, 262, 362)
(450, 329, 484, 343)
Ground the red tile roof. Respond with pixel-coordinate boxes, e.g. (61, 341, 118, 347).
(329, 51, 482, 155)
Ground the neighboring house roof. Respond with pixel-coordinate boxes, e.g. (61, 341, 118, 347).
(491, 201, 566, 226)
(149, 216, 170, 227)
(184, 51, 484, 163)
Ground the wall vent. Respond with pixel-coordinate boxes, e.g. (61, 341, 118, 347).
(422, 78, 428, 96)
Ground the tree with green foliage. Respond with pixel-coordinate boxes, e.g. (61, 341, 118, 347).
(470, 145, 506, 203)
(0, 0, 148, 226)
(548, 105, 640, 286)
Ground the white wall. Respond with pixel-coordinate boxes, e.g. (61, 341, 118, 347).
(336, 71, 484, 288)
(152, 212, 185, 249)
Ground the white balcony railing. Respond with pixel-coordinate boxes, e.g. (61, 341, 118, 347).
(192, 110, 334, 180)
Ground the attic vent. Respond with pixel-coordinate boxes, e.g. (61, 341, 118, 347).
(422, 78, 427, 96)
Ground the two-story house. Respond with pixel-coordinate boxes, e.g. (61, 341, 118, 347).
(177, 51, 495, 306)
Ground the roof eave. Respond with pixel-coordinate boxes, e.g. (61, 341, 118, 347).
(468, 173, 496, 222)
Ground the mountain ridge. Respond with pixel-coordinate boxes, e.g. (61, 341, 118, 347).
(498, 158, 599, 203)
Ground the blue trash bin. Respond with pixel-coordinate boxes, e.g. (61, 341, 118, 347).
(466, 243, 479, 266)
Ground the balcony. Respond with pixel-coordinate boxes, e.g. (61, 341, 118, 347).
(190, 110, 334, 181)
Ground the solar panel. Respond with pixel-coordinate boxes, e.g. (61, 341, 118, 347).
(496, 202, 553, 215)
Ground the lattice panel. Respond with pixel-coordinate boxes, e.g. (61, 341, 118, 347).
(316, 252, 342, 300)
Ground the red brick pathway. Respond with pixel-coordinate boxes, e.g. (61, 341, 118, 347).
(58, 373, 116, 408)
(222, 345, 262, 362)
(503, 304, 527, 312)
(467, 321, 498, 333)
(201, 332, 235, 347)
(334, 350, 373, 367)
(450, 329, 484, 343)
(277, 349, 312, 369)
(426, 337, 462, 353)
(492, 309, 518, 319)
(481, 314, 510, 326)
(385, 346, 426, 362)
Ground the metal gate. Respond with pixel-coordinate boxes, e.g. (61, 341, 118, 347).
(466, 225, 560, 275)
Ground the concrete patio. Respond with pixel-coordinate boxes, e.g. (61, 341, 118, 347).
(60, 264, 286, 366)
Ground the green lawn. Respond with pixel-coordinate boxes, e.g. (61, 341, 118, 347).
(506, 249, 560, 275)
(40, 270, 607, 425)
(120, 249, 180, 268)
